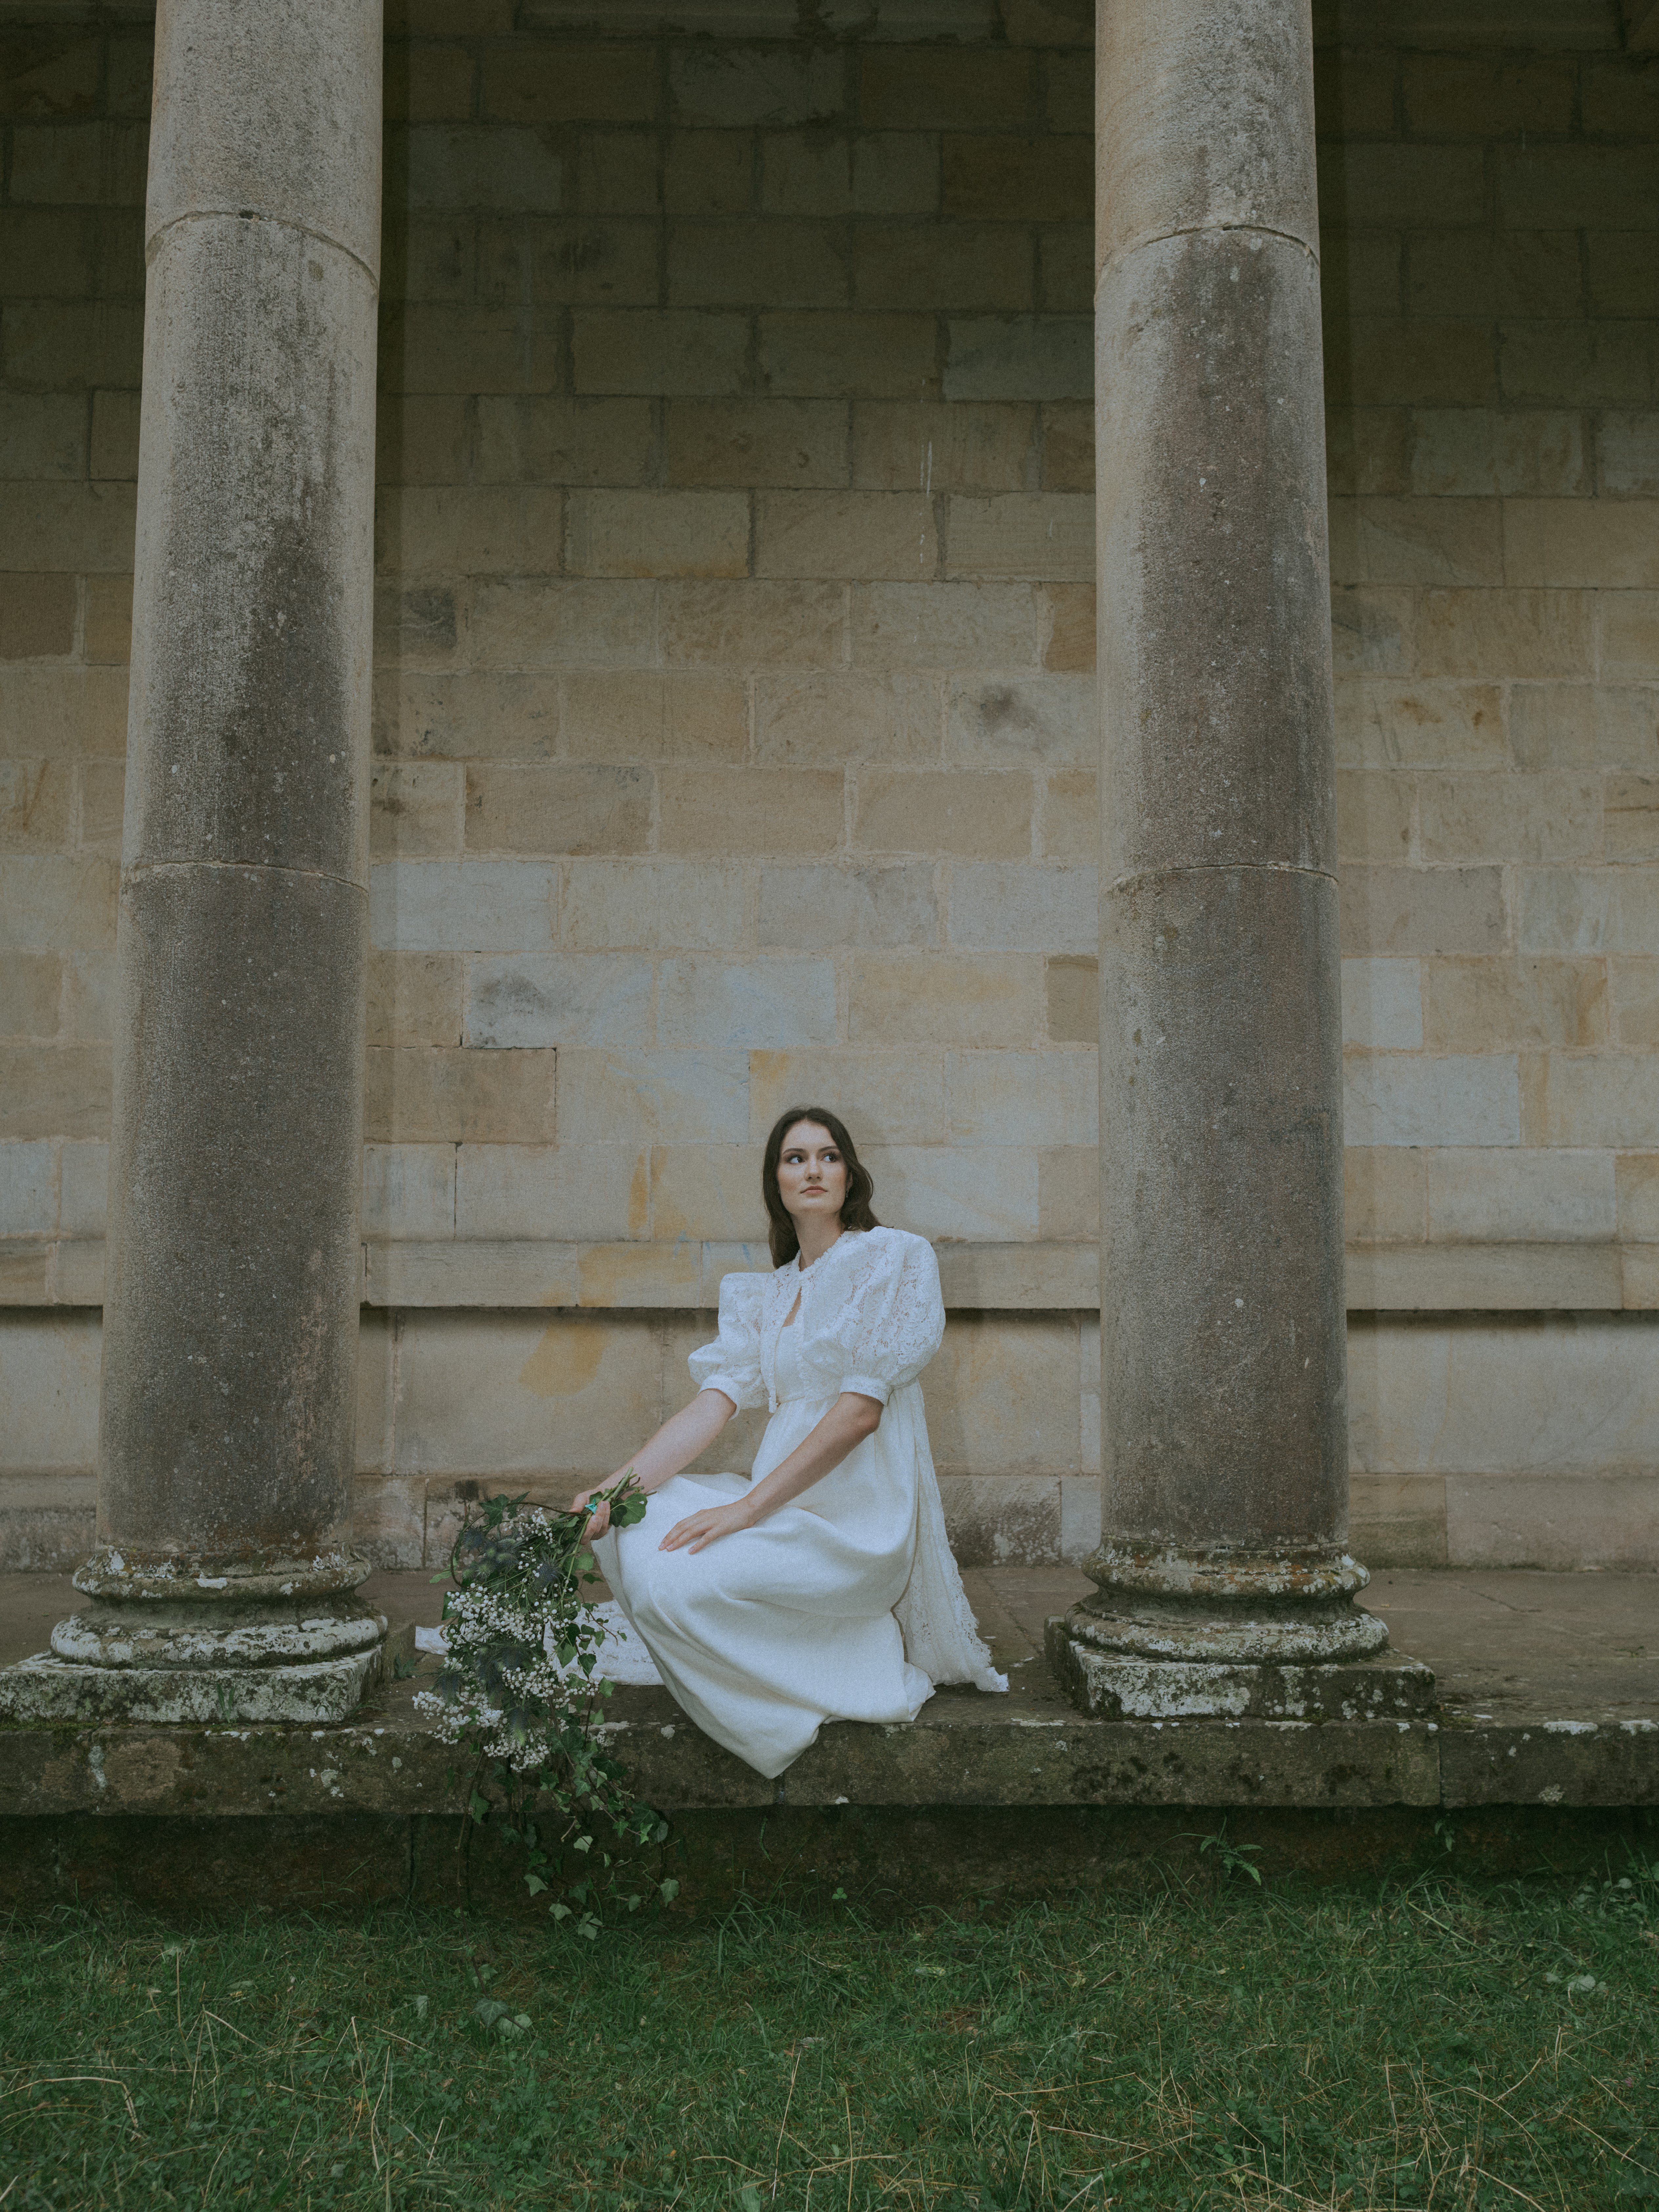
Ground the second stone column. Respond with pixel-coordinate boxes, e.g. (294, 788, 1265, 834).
(1050, 0, 1429, 1718)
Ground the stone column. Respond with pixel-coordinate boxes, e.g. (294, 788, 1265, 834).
(0, 0, 385, 1723)
(1048, 0, 1429, 1720)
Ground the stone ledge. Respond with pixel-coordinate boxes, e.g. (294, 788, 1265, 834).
(6, 1238, 1657, 1313)
(0, 1692, 1652, 1817)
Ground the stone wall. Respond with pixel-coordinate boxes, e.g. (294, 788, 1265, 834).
(1, 0, 1656, 1573)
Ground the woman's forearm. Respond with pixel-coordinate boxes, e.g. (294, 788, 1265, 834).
(738, 1393, 882, 1523)
(609, 1389, 736, 1494)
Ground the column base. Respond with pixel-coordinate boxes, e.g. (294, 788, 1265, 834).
(0, 1646, 384, 1725)
(1045, 1617, 1434, 1722)
(0, 1550, 388, 1726)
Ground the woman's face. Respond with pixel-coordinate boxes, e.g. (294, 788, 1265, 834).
(776, 1122, 848, 1229)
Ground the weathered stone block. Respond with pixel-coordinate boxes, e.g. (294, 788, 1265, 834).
(1606, 777, 1659, 869)
(946, 494, 1093, 579)
(1341, 957, 1423, 1050)
(0, 762, 72, 853)
(747, 1048, 946, 1146)
(0, 393, 85, 484)
(371, 859, 557, 952)
(863, 1144, 1040, 1243)
(926, 1310, 1079, 1469)
(455, 1143, 647, 1242)
(556, 1048, 749, 1144)
(568, 490, 751, 579)
(1598, 413, 1659, 499)
(946, 675, 1094, 765)
(941, 134, 1089, 223)
(362, 1143, 456, 1240)
(573, 310, 748, 398)
(658, 766, 843, 854)
(396, 123, 562, 211)
(847, 952, 1040, 1045)
(849, 581, 1036, 668)
(367, 950, 463, 1049)
(1038, 768, 1098, 862)
(471, 578, 658, 670)
(479, 42, 656, 123)
(1446, 1473, 1659, 1572)
(0, 1141, 53, 1236)
(1335, 677, 1507, 769)
(1500, 325, 1650, 409)
(1529, 1054, 1659, 1148)
(943, 317, 1092, 404)
(373, 583, 457, 665)
(851, 402, 1035, 494)
(660, 581, 846, 667)
(755, 491, 938, 580)
(564, 858, 747, 950)
(1410, 408, 1586, 498)
(564, 672, 746, 764)
(1420, 957, 1605, 1051)
(669, 217, 848, 309)
(946, 1048, 1097, 1146)
(0, 485, 135, 576)
(0, 855, 116, 950)
(1344, 1055, 1521, 1148)
(670, 46, 844, 128)
(758, 312, 939, 400)
(369, 761, 464, 858)
(757, 863, 938, 950)
(465, 763, 653, 856)
(475, 396, 655, 486)
(947, 861, 1093, 952)
(1336, 774, 1416, 867)
(649, 1145, 766, 1244)
(465, 952, 653, 1048)
(0, 575, 74, 662)
(657, 956, 837, 1049)
(664, 130, 752, 216)
(1517, 486, 1657, 582)
(1044, 960, 1097, 1044)
(1339, 863, 1507, 956)
(754, 671, 939, 765)
(0, 955, 61, 1043)
(397, 1308, 660, 1472)
(667, 399, 848, 489)
(375, 486, 563, 575)
(384, 43, 475, 124)
(363, 1045, 557, 1144)
(1517, 867, 1659, 955)
(857, 224, 1031, 313)
(1345, 1147, 1427, 1244)
(380, 304, 560, 394)
(1425, 1147, 1615, 1245)
(855, 769, 1032, 858)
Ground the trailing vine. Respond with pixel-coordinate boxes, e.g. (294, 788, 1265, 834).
(413, 1473, 677, 1935)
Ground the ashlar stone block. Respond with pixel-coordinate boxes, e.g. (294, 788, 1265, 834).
(1343, 1055, 1521, 1148)
(656, 956, 838, 1049)
(563, 859, 747, 951)
(946, 861, 1094, 953)
(1341, 958, 1423, 1050)
(757, 863, 938, 950)
(455, 1143, 647, 1242)
(370, 859, 557, 952)
(464, 952, 653, 1048)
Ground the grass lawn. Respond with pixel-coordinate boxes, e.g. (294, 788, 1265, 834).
(1, 1861, 1655, 2211)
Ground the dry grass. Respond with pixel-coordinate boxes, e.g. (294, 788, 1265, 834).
(0, 1862, 1655, 2210)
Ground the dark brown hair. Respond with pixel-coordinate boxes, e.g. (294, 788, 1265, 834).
(762, 1106, 879, 1268)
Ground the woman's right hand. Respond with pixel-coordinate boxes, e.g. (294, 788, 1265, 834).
(570, 1486, 610, 1540)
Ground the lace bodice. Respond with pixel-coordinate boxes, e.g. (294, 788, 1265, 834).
(688, 1226, 946, 1415)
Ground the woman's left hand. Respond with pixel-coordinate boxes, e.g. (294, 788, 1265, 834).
(659, 1500, 755, 1555)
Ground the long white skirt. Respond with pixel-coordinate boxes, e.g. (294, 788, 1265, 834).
(592, 1345, 934, 1779)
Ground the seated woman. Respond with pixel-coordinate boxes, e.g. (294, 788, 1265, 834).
(575, 1105, 1006, 1780)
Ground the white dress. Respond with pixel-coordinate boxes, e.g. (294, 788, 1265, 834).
(593, 1226, 1007, 1779)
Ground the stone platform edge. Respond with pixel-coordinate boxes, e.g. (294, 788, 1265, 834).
(1, 1694, 1654, 1818)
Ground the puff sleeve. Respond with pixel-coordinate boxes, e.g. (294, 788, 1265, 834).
(687, 1272, 767, 1412)
(813, 1232, 945, 1405)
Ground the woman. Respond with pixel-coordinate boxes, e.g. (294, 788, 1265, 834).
(575, 1106, 1006, 1779)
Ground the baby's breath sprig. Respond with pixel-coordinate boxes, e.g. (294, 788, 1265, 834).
(413, 1473, 677, 1935)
